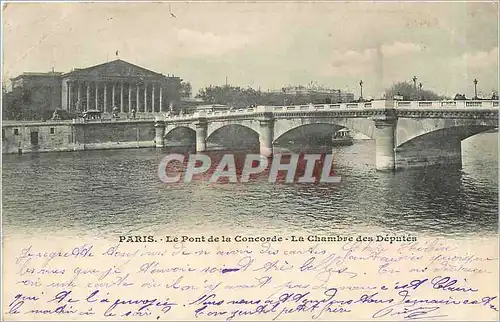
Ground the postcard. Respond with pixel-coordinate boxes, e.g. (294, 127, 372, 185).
(2, 1, 499, 321)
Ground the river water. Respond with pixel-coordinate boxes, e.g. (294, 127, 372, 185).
(2, 133, 498, 239)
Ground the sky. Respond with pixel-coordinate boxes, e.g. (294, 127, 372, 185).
(2, 1, 499, 98)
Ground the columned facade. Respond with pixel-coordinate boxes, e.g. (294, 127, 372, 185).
(60, 59, 182, 116)
(63, 79, 174, 114)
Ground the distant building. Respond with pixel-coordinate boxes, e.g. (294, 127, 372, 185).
(195, 104, 232, 113)
(270, 86, 354, 103)
(7, 59, 183, 120)
(178, 97, 207, 114)
(10, 71, 63, 119)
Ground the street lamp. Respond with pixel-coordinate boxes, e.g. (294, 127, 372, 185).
(418, 82, 422, 100)
(359, 80, 363, 101)
(473, 79, 478, 99)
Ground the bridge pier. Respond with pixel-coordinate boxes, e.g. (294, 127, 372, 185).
(154, 119, 165, 148)
(195, 119, 208, 152)
(258, 115, 274, 157)
(374, 116, 397, 171)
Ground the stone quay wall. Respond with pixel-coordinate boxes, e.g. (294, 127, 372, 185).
(2, 119, 157, 154)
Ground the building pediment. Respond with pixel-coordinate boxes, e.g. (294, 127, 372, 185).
(63, 59, 164, 79)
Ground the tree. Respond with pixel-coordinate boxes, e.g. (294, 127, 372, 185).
(180, 81, 192, 98)
(384, 81, 445, 101)
(2, 87, 31, 120)
(195, 85, 262, 108)
(194, 83, 357, 108)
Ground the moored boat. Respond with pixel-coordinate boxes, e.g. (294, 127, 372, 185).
(332, 128, 353, 146)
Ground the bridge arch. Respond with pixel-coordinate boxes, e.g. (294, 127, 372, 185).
(396, 118, 498, 148)
(273, 118, 375, 143)
(164, 126, 196, 147)
(206, 123, 260, 149)
(395, 124, 496, 169)
(396, 125, 496, 150)
(273, 123, 344, 145)
(206, 120, 259, 139)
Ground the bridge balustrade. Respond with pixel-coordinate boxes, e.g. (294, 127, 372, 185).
(160, 99, 499, 120)
(418, 101, 435, 108)
(466, 101, 484, 108)
(440, 101, 457, 107)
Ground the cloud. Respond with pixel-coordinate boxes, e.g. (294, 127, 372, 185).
(453, 47, 499, 69)
(329, 49, 375, 66)
(174, 28, 251, 57)
(321, 42, 425, 77)
(319, 49, 375, 77)
(381, 42, 423, 57)
(2, 2, 498, 97)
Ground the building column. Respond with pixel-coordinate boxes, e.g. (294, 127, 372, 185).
(68, 82, 72, 112)
(86, 83, 90, 111)
(136, 84, 140, 112)
(258, 115, 274, 157)
(152, 84, 155, 112)
(159, 86, 163, 112)
(77, 82, 82, 111)
(112, 83, 116, 109)
(119, 82, 123, 113)
(195, 119, 208, 152)
(373, 115, 397, 171)
(154, 119, 165, 148)
(95, 82, 99, 111)
(128, 83, 132, 113)
(144, 83, 148, 113)
(103, 83, 107, 113)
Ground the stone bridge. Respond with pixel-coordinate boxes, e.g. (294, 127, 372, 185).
(154, 99, 498, 171)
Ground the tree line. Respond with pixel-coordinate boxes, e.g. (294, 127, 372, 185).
(194, 85, 353, 109)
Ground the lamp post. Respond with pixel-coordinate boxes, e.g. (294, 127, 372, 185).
(473, 79, 478, 99)
(418, 82, 422, 100)
(359, 80, 363, 101)
(412, 76, 418, 101)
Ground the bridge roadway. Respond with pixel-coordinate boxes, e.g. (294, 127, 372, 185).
(154, 99, 499, 171)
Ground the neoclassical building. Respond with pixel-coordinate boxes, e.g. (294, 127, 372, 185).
(10, 59, 182, 118)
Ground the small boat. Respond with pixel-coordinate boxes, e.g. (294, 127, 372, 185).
(332, 128, 353, 146)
